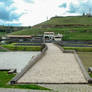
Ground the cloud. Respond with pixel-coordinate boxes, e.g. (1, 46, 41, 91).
(0, 19, 22, 26)
(18, 0, 68, 26)
(68, 3, 79, 13)
(68, 0, 92, 14)
(0, 0, 13, 5)
(0, 4, 21, 21)
(24, 0, 34, 3)
(0, 0, 92, 26)
(0, 0, 22, 24)
(59, 3, 67, 8)
(7, 23, 22, 26)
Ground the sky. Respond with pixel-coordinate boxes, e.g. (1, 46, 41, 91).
(0, 0, 91, 26)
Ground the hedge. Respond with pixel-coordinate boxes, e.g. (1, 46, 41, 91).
(1, 44, 41, 51)
(63, 47, 92, 52)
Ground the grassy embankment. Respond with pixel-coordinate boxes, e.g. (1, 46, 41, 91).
(63, 47, 92, 52)
(0, 71, 50, 90)
(78, 52, 92, 77)
(0, 43, 41, 51)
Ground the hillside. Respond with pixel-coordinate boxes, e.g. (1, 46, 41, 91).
(0, 26, 29, 37)
(34, 16, 92, 28)
(10, 16, 92, 41)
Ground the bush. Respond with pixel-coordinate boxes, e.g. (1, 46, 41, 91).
(1, 44, 41, 51)
(63, 47, 92, 52)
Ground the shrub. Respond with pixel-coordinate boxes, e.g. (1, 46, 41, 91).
(1, 44, 41, 51)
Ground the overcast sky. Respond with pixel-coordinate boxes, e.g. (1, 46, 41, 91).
(0, 0, 91, 26)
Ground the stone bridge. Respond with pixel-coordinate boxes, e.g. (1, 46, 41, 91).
(17, 43, 87, 84)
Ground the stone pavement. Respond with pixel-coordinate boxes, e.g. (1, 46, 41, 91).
(0, 84, 92, 92)
(0, 88, 51, 92)
(39, 84, 92, 92)
(18, 43, 87, 83)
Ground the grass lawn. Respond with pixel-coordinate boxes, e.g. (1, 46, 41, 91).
(0, 71, 50, 90)
(0, 32, 6, 37)
(78, 52, 92, 71)
(63, 47, 92, 52)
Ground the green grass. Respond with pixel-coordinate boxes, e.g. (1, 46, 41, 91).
(0, 49, 7, 52)
(63, 47, 92, 52)
(37, 16, 92, 26)
(0, 32, 6, 37)
(78, 52, 92, 78)
(63, 43, 92, 46)
(1, 44, 41, 51)
(0, 46, 8, 52)
(63, 32, 92, 41)
(89, 73, 92, 78)
(0, 71, 50, 90)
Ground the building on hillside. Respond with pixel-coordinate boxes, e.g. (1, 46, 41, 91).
(7, 35, 32, 42)
(54, 33, 63, 41)
(44, 32, 55, 41)
(6, 35, 43, 43)
(43, 32, 63, 42)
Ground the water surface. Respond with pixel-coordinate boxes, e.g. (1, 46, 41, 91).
(0, 51, 40, 72)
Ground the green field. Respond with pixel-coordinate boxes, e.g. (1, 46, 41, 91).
(63, 47, 92, 52)
(1, 44, 41, 51)
(9, 16, 92, 41)
(78, 52, 92, 72)
(0, 71, 50, 90)
(0, 32, 6, 37)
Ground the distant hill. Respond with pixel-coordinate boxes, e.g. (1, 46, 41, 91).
(10, 16, 92, 41)
(34, 16, 92, 28)
(0, 26, 29, 33)
(0, 26, 29, 37)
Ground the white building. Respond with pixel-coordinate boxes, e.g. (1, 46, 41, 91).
(44, 32, 55, 40)
(44, 32, 63, 42)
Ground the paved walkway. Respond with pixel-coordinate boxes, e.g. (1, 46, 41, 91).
(0, 88, 51, 92)
(0, 85, 92, 92)
(39, 84, 92, 92)
(18, 43, 87, 83)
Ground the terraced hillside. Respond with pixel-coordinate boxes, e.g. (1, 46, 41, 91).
(10, 16, 92, 41)
(34, 16, 92, 27)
